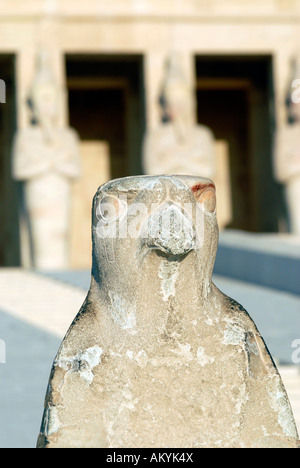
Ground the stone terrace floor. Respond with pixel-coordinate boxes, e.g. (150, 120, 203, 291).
(0, 268, 299, 448)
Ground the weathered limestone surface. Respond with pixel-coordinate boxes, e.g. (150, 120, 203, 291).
(37, 175, 299, 448)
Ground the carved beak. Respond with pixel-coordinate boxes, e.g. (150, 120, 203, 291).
(143, 202, 196, 257)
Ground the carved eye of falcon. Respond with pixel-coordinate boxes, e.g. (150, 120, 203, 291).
(97, 195, 127, 222)
(191, 183, 216, 213)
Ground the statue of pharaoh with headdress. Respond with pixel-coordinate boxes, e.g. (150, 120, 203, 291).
(143, 53, 217, 180)
(275, 56, 300, 234)
(12, 50, 81, 269)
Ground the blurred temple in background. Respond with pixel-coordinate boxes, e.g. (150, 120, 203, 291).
(0, 0, 300, 269)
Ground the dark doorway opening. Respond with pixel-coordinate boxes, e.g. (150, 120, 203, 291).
(195, 55, 281, 232)
(0, 55, 19, 266)
(65, 54, 146, 179)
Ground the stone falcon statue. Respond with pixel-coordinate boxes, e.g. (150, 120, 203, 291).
(37, 175, 299, 448)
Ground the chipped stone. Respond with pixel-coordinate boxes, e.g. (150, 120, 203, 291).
(55, 346, 103, 385)
(196, 346, 215, 367)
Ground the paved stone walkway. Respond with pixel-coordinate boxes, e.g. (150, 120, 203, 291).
(0, 268, 299, 448)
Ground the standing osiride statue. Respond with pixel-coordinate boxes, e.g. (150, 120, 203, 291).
(142, 53, 233, 230)
(12, 50, 81, 269)
(274, 56, 300, 234)
(143, 53, 217, 180)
